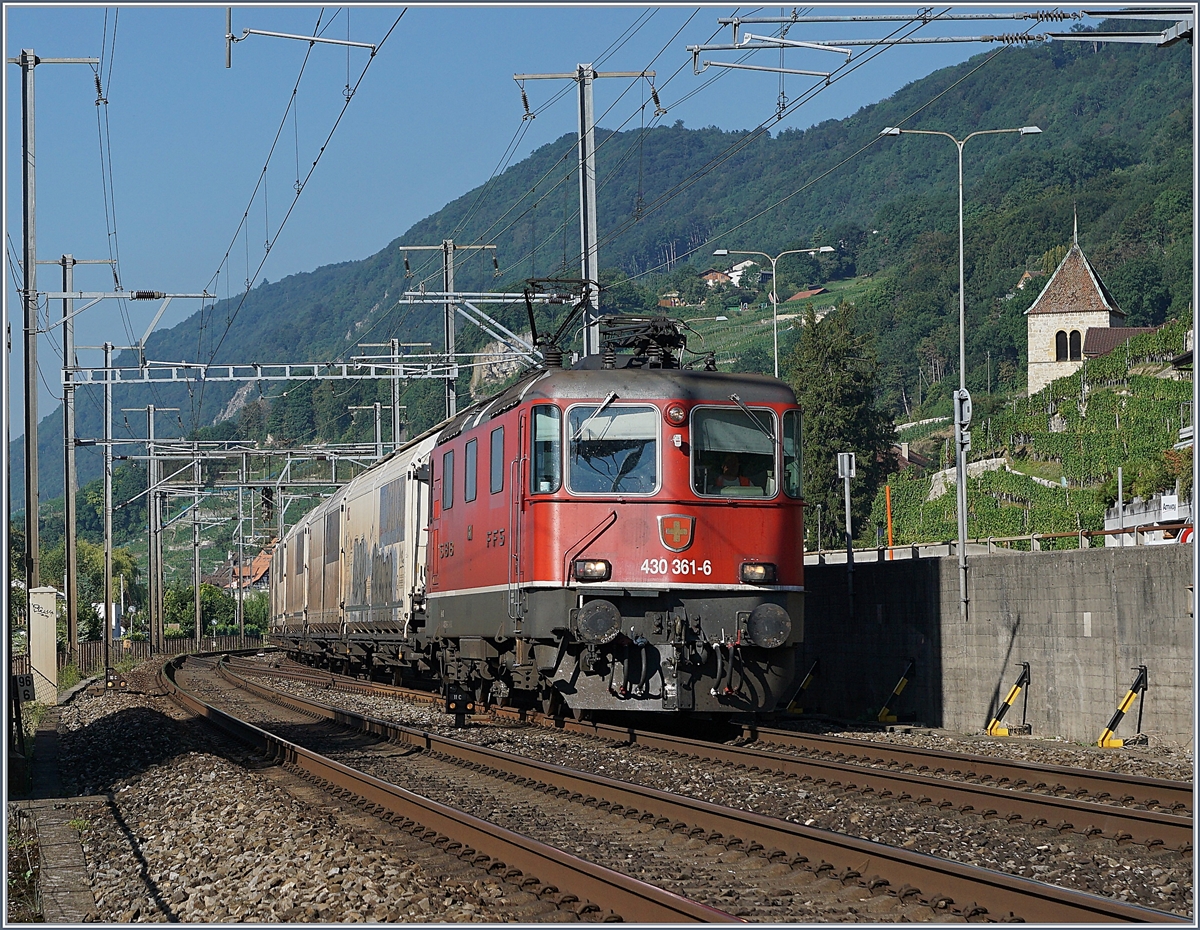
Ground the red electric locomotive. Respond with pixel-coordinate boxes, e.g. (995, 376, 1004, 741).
(271, 314, 805, 717)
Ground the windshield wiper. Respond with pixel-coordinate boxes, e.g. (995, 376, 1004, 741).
(571, 391, 619, 443)
(729, 393, 777, 450)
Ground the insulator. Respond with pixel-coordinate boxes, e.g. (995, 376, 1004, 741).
(492, 254, 501, 278)
(93, 73, 106, 104)
(131, 290, 165, 300)
(521, 87, 534, 121)
(651, 86, 666, 117)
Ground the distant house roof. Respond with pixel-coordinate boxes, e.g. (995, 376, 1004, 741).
(1083, 326, 1158, 358)
(1016, 269, 1045, 290)
(1025, 226, 1124, 318)
(212, 542, 278, 590)
(785, 287, 827, 302)
(701, 269, 731, 285)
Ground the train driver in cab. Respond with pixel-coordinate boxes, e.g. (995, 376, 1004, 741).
(714, 452, 752, 489)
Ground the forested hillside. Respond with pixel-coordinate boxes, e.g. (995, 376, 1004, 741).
(15, 29, 1192, 513)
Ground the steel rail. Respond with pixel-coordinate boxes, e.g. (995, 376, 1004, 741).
(160, 657, 735, 923)
(218, 659, 1186, 924)
(497, 711, 1192, 850)
(230, 658, 1193, 846)
(744, 726, 1195, 814)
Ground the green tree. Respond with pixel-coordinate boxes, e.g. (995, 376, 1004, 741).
(41, 538, 142, 642)
(783, 304, 897, 547)
(10, 522, 26, 633)
(237, 397, 268, 442)
(733, 344, 773, 376)
(1106, 257, 1171, 327)
(242, 590, 270, 636)
(164, 583, 235, 638)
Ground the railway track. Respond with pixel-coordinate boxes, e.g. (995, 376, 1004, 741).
(164, 656, 731, 923)
(204, 655, 1185, 923)
(229, 656, 1194, 852)
(744, 725, 1194, 816)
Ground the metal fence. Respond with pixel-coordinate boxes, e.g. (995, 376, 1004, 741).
(9, 635, 269, 680)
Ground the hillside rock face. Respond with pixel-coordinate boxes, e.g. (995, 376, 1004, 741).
(469, 334, 534, 400)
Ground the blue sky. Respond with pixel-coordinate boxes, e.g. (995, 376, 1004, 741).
(4, 4, 1108, 436)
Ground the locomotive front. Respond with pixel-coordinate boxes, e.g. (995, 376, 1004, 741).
(428, 361, 806, 716)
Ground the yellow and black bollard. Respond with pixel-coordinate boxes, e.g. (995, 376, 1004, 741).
(877, 659, 915, 724)
(1097, 666, 1148, 748)
(785, 659, 819, 715)
(986, 662, 1031, 736)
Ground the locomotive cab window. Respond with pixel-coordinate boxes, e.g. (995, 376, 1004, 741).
(783, 409, 802, 498)
(531, 406, 561, 493)
(692, 406, 777, 497)
(567, 404, 659, 495)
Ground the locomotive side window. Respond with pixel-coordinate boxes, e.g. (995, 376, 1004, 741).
(691, 406, 777, 498)
(442, 449, 454, 510)
(567, 404, 659, 495)
(783, 409, 803, 498)
(490, 426, 504, 493)
(531, 406, 561, 493)
(464, 439, 477, 502)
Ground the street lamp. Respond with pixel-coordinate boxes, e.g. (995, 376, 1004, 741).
(684, 315, 729, 323)
(713, 245, 835, 378)
(879, 123, 1042, 619)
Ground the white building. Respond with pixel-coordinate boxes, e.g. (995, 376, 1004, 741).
(727, 259, 759, 288)
(1025, 218, 1126, 395)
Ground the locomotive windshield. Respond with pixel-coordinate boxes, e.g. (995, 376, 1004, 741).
(692, 406, 778, 497)
(567, 404, 659, 495)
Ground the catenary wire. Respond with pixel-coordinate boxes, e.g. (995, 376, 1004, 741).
(627, 18, 1029, 282)
(194, 12, 407, 426)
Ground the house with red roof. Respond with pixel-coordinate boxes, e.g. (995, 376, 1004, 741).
(1025, 216, 1127, 394)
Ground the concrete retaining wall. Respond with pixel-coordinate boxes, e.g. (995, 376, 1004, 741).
(800, 546, 1194, 747)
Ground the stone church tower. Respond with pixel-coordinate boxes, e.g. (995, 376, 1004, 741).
(1025, 216, 1125, 394)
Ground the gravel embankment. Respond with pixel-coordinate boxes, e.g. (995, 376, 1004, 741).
(56, 661, 590, 922)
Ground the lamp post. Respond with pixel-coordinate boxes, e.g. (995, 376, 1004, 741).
(713, 245, 834, 378)
(879, 123, 1042, 619)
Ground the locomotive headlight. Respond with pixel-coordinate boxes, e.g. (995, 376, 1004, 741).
(740, 562, 777, 584)
(665, 403, 687, 425)
(573, 559, 612, 582)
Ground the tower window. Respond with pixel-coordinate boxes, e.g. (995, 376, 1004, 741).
(1069, 330, 1081, 361)
(1055, 330, 1068, 362)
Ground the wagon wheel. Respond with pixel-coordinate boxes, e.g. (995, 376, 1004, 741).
(541, 687, 566, 719)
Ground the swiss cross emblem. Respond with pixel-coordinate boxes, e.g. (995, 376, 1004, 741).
(658, 514, 695, 552)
